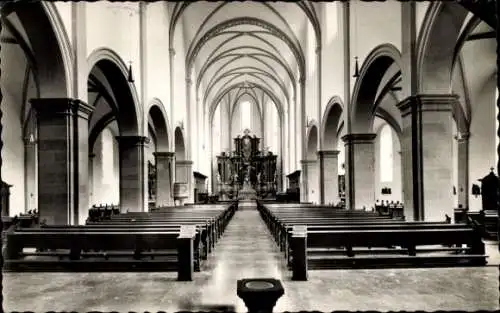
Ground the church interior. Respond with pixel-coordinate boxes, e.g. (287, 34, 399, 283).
(1, 0, 499, 311)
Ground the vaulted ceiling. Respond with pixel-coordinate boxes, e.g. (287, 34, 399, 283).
(169, 1, 321, 123)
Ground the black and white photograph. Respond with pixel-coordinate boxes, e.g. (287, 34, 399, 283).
(1, 0, 499, 311)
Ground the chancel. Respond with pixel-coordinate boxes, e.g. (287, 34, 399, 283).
(1, 0, 498, 312)
(215, 129, 278, 201)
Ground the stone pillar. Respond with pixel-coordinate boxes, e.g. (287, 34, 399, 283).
(318, 150, 340, 205)
(176, 160, 194, 204)
(342, 134, 377, 210)
(31, 98, 93, 225)
(116, 136, 149, 212)
(88, 153, 95, 206)
(24, 136, 37, 212)
(154, 151, 175, 206)
(456, 132, 470, 210)
(301, 160, 319, 204)
(397, 95, 455, 221)
(300, 160, 308, 203)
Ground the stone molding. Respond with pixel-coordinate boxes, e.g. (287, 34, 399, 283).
(397, 94, 457, 117)
(153, 151, 175, 159)
(317, 150, 340, 158)
(31, 98, 93, 119)
(115, 136, 150, 147)
(341, 133, 377, 144)
(300, 159, 318, 165)
(176, 160, 194, 166)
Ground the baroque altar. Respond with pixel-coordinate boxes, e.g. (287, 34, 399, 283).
(215, 129, 277, 200)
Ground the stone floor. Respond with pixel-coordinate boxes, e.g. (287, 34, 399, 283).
(3, 204, 499, 312)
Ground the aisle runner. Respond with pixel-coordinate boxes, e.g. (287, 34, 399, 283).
(198, 203, 286, 311)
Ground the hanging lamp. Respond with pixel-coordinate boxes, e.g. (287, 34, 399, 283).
(127, 61, 135, 83)
(127, 9, 135, 83)
(353, 56, 360, 78)
(352, 2, 360, 79)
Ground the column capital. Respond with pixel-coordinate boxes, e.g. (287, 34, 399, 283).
(397, 94, 457, 117)
(176, 160, 193, 166)
(115, 135, 150, 147)
(23, 134, 37, 146)
(169, 48, 176, 56)
(153, 151, 175, 159)
(31, 98, 93, 119)
(341, 133, 377, 144)
(317, 150, 340, 158)
(455, 132, 470, 142)
(300, 159, 317, 165)
(299, 76, 305, 84)
(89, 153, 96, 159)
(186, 78, 192, 85)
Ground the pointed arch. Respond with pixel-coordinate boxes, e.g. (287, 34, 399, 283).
(321, 96, 344, 150)
(87, 47, 141, 136)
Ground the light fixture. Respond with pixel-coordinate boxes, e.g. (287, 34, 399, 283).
(353, 56, 360, 78)
(127, 61, 134, 83)
(352, 2, 360, 79)
(127, 8, 135, 83)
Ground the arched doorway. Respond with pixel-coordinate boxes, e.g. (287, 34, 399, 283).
(87, 48, 144, 214)
(1, 2, 70, 220)
(304, 123, 319, 204)
(417, 2, 497, 219)
(148, 101, 173, 207)
(347, 44, 402, 211)
(174, 126, 192, 205)
(320, 97, 343, 205)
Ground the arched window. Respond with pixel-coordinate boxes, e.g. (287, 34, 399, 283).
(240, 101, 251, 131)
(380, 125, 393, 182)
(213, 103, 221, 156)
(101, 128, 114, 185)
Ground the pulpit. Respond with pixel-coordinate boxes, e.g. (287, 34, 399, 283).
(286, 171, 301, 203)
(478, 169, 499, 241)
(194, 171, 208, 203)
(480, 169, 499, 213)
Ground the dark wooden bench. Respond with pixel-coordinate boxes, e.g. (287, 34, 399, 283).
(36, 224, 207, 268)
(282, 222, 477, 266)
(278, 221, 455, 255)
(466, 210, 499, 240)
(290, 226, 487, 280)
(4, 227, 197, 280)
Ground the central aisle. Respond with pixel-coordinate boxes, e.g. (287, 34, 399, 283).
(197, 202, 287, 311)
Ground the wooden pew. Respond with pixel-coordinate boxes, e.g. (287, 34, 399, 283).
(37, 224, 207, 268)
(289, 226, 486, 280)
(257, 202, 486, 278)
(4, 227, 197, 280)
(4, 202, 237, 277)
(81, 222, 210, 264)
(466, 210, 499, 240)
(278, 221, 453, 255)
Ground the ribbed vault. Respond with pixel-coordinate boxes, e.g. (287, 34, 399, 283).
(170, 1, 320, 130)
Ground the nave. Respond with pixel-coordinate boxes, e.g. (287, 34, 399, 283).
(3, 202, 499, 312)
(1, 1, 499, 311)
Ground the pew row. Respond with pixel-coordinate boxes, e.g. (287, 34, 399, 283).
(3, 228, 196, 280)
(4, 202, 237, 279)
(290, 226, 487, 280)
(256, 202, 487, 280)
